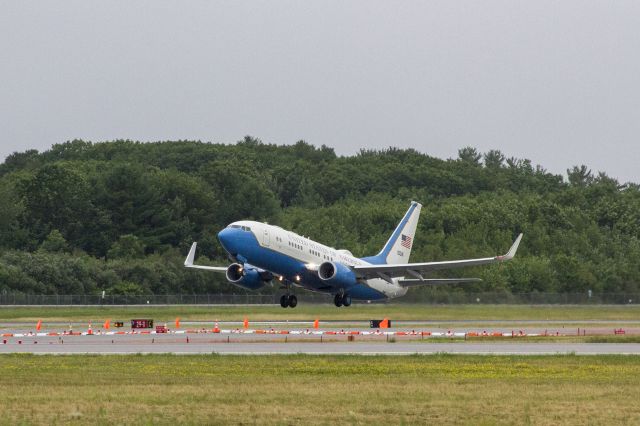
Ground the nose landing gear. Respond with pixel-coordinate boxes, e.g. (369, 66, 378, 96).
(279, 294, 297, 308)
(279, 279, 298, 308)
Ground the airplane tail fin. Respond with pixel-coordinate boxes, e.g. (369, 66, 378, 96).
(370, 201, 422, 265)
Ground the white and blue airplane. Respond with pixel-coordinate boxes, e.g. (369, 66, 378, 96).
(185, 201, 522, 308)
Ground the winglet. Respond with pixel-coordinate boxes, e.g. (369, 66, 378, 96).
(185, 242, 197, 267)
(497, 233, 523, 261)
(183, 242, 228, 272)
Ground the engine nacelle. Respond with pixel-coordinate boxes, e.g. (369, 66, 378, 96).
(226, 263, 267, 290)
(318, 261, 358, 287)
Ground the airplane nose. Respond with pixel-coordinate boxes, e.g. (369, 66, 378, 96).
(217, 228, 235, 252)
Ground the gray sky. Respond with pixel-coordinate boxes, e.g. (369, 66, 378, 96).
(2, 1, 639, 182)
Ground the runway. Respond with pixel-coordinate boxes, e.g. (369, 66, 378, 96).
(2, 317, 639, 356)
(2, 333, 639, 355)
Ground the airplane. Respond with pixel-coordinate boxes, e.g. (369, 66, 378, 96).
(184, 201, 522, 308)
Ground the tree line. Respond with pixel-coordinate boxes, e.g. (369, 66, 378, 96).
(1, 137, 639, 297)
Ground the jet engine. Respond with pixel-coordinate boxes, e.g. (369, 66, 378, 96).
(318, 261, 358, 287)
(226, 263, 269, 290)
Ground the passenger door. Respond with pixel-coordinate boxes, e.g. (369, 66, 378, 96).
(262, 228, 270, 247)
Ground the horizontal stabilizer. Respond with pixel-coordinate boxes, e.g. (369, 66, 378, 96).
(184, 242, 228, 272)
(398, 278, 482, 287)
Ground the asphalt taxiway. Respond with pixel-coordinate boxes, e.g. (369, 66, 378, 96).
(1, 333, 639, 355)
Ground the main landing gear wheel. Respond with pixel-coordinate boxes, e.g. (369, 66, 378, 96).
(342, 294, 352, 307)
(334, 293, 351, 307)
(280, 294, 298, 308)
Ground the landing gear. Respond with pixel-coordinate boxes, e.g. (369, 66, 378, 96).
(334, 293, 351, 307)
(280, 294, 298, 308)
(342, 294, 352, 307)
(288, 294, 297, 308)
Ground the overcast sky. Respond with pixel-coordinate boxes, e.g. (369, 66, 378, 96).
(2, 2, 639, 182)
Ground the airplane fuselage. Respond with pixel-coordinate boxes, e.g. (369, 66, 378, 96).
(217, 221, 408, 301)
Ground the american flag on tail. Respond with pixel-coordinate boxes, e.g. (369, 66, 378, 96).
(401, 234, 412, 249)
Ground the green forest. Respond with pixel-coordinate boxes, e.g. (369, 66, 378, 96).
(1, 138, 639, 298)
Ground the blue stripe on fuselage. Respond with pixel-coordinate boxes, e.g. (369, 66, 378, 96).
(218, 227, 387, 300)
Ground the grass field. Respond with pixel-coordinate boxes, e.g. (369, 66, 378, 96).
(1, 354, 639, 425)
(2, 304, 640, 323)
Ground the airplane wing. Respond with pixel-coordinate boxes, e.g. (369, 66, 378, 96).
(184, 242, 228, 272)
(353, 234, 522, 281)
(397, 278, 482, 287)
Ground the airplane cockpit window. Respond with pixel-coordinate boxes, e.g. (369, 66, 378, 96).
(227, 224, 251, 231)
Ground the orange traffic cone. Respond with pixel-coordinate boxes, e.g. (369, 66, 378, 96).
(380, 318, 389, 329)
(175, 318, 181, 329)
(243, 317, 249, 329)
(36, 320, 42, 332)
(87, 322, 93, 335)
(213, 322, 220, 333)
(103, 319, 110, 330)
(313, 318, 319, 329)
